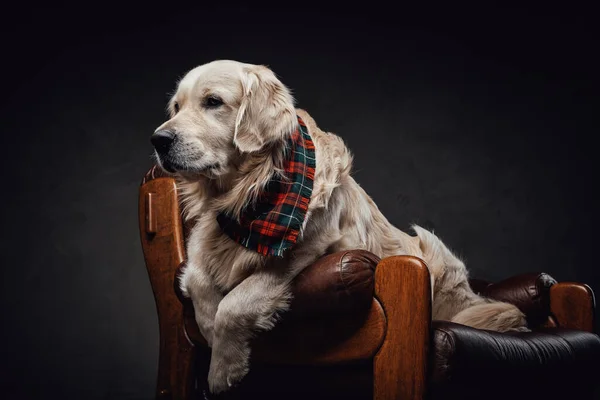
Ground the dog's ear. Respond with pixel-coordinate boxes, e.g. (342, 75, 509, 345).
(234, 65, 297, 153)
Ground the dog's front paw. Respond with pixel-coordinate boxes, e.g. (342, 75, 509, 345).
(207, 345, 250, 394)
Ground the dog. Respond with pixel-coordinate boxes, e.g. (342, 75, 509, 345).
(151, 60, 528, 394)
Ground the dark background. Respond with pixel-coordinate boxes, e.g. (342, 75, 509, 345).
(1, 3, 598, 399)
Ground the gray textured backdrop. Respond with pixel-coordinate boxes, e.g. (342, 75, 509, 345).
(1, 4, 598, 399)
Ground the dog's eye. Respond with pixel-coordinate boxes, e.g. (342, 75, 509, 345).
(173, 102, 180, 113)
(204, 96, 224, 108)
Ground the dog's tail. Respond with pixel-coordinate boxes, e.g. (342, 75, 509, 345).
(410, 224, 469, 291)
(451, 301, 529, 332)
(410, 224, 529, 332)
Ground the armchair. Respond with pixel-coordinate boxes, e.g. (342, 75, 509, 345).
(139, 165, 599, 400)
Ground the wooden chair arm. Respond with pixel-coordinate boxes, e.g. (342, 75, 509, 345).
(550, 282, 596, 333)
(373, 255, 432, 400)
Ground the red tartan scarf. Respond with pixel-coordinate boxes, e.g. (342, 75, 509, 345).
(216, 116, 316, 257)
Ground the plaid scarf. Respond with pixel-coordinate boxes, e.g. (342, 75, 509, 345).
(217, 116, 316, 257)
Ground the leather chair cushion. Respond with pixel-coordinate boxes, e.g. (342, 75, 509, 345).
(431, 321, 600, 399)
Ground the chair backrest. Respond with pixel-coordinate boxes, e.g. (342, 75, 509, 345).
(139, 167, 196, 400)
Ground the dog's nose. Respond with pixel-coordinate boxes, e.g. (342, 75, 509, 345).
(151, 129, 175, 153)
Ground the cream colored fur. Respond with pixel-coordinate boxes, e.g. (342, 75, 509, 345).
(152, 60, 528, 394)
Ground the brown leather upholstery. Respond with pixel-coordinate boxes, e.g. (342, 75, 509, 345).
(289, 250, 380, 318)
(473, 272, 558, 328)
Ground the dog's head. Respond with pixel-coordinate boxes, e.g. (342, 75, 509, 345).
(152, 60, 297, 177)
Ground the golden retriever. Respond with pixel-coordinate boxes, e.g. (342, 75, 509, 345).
(151, 60, 528, 394)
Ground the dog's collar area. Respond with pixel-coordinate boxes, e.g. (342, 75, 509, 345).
(217, 115, 316, 257)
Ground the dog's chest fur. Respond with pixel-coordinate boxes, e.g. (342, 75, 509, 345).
(186, 209, 266, 291)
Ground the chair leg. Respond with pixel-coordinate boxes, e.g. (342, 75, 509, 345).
(373, 256, 432, 400)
